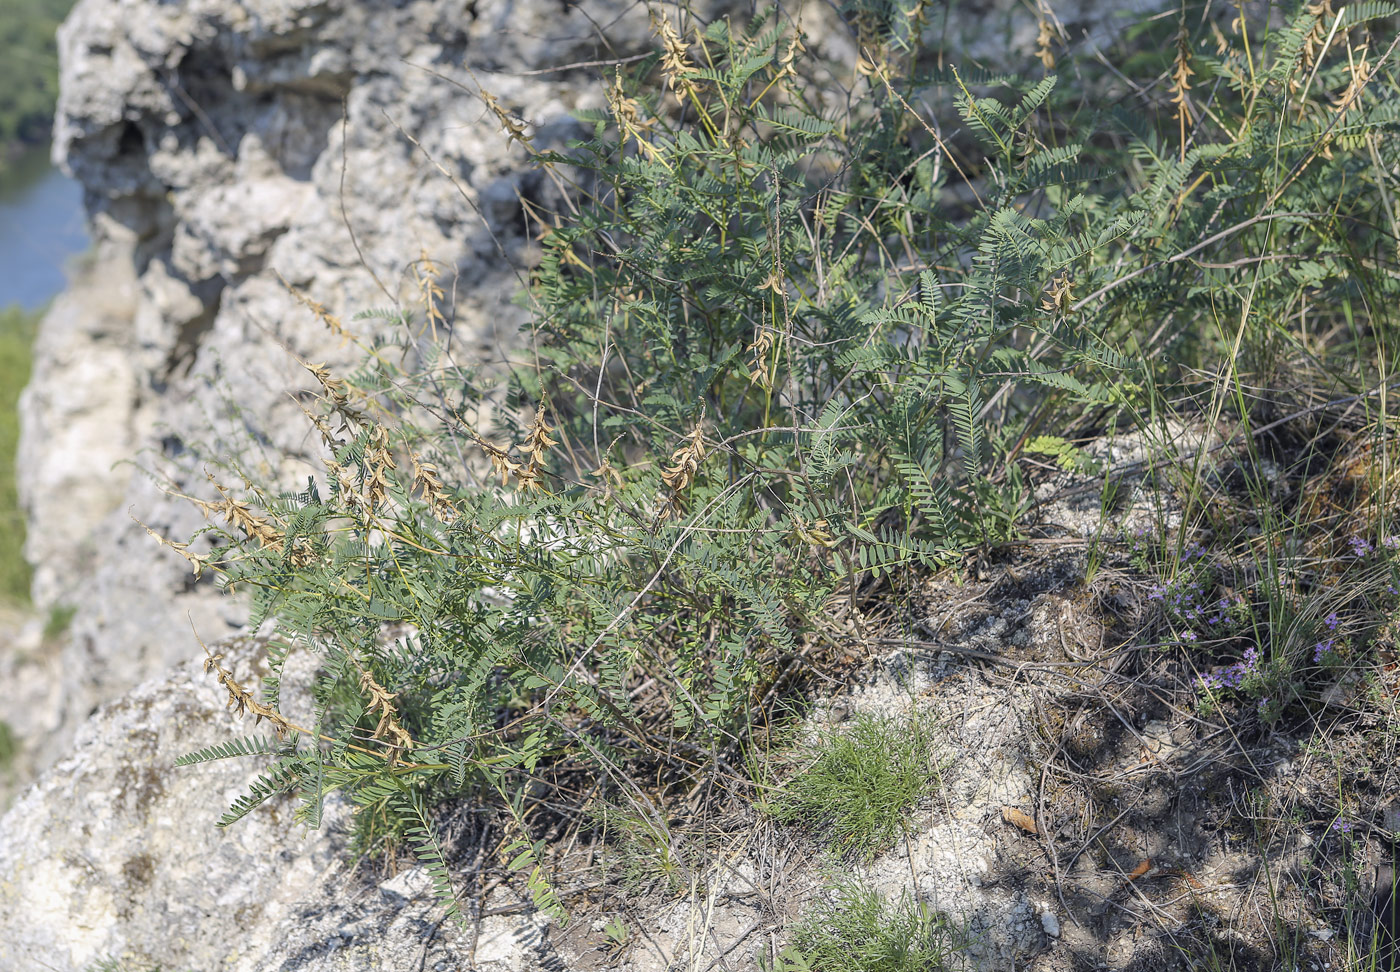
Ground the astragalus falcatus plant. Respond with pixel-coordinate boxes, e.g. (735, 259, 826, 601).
(156, 0, 1400, 929)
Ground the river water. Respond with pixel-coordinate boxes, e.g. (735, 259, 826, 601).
(0, 143, 88, 311)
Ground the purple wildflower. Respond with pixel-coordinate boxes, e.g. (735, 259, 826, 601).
(1313, 639, 1336, 664)
(1324, 612, 1339, 631)
(1349, 536, 1373, 557)
(1201, 644, 1262, 691)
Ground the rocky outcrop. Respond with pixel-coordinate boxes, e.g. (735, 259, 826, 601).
(0, 634, 557, 972)
(0, 637, 338, 971)
(10, 0, 1175, 796)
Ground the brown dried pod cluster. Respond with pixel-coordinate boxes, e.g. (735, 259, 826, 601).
(1001, 805, 1039, 834)
(658, 423, 706, 522)
(411, 454, 457, 520)
(651, 12, 699, 98)
(359, 669, 415, 753)
(202, 646, 293, 739)
(473, 403, 557, 493)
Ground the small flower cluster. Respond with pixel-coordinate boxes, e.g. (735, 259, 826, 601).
(1308, 611, 1341, 664)
(1201, 644, 1260, 690)
(1148, 572, 1248, 648)
(1330, 818, 1354, 835)
(1147, 575, 1212, 623)
(1349, 535, 1373, 558)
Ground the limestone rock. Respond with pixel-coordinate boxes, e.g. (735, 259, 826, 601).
(16, 231, 141, 612)
(0, 634, 569, 972)
(0, 636, 340, 972)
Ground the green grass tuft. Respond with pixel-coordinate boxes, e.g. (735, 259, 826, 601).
(41, 603, 74, 640)
(765, 713, 941, 861)
(786, 880, 963, 972)
(0, 719, 16, 771)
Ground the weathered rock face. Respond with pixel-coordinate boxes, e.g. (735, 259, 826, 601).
(0, 637, 334, 971)
(0, 634, 553, 972)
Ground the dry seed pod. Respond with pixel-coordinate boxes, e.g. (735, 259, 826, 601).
(1167, 867, 1204, 890)
(1125, 858, 1153, 883)
(1001, 806, 1038, 834)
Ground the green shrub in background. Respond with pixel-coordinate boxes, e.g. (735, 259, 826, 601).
(0, 306, 35, 605)
(0, 0, 75, 151)
(159, 0, 1399, 927)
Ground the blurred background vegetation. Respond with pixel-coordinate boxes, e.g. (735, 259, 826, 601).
(0, 0, 76, 158)
(0, 0, 75, 604)
(0, 306, 35, 605)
